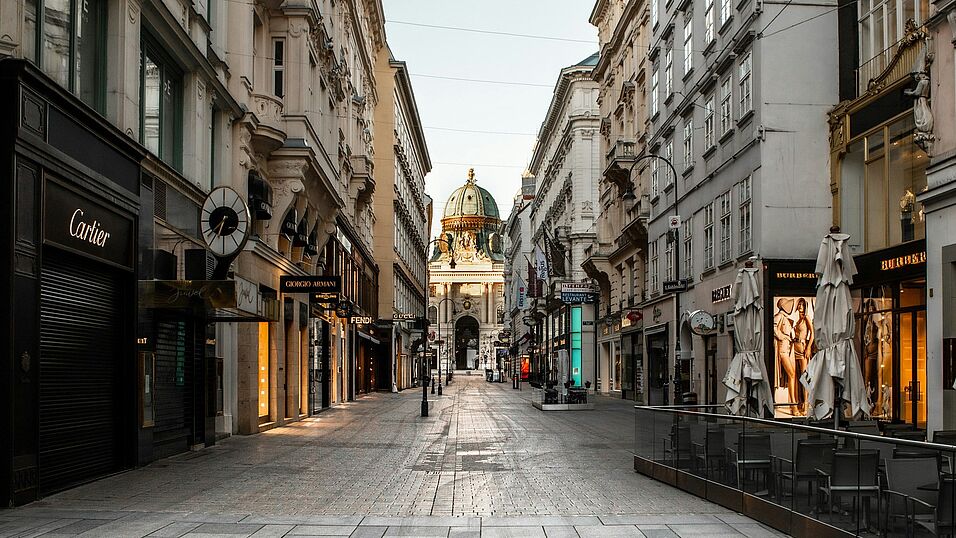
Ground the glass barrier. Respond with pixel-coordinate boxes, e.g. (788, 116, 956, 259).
(634, 406, 956, 536)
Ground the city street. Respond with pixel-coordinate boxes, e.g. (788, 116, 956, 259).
(0, 375, 781, 537)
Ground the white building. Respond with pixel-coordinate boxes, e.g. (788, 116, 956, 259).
(429, 170, 505, 374)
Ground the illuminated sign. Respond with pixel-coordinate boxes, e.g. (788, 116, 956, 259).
(880, 251, 926, 271)
(349, 316, 374, 324)
(281, 275, 341, 294)
(775, 272, 816, 280)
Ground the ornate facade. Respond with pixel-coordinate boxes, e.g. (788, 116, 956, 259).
(429, 170, 505, 372)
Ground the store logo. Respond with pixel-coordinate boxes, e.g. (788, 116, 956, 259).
(69, 208, 110, 247)
(881, 251, 926, 271)
(712, 284, 733, 303)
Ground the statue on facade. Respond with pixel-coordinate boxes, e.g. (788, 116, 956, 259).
(905, 38, 935, 154)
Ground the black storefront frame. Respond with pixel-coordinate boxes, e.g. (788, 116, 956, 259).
(763, 258, 820, 417)
(0, 60, 145, 506)
(851, 239, 927, 426)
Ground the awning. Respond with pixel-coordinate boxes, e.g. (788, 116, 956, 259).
(357, 330, 381, 345)
(139, 276, 279, 322)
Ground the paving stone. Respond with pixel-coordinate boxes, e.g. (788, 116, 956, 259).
(665, 523, 743, 536)
(348, 527, 387, 538)
(148, 522, 204, 537)
(573, 525, 644, 537)
(479, 527, 547, 538)
(381, 526, 451, 537)
(638, 530, 679, 538)
(287, 525, 356, 536)
(249, 525, 295, 538)
(541, 527, 579, 538)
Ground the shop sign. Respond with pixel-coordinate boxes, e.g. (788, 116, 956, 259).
(880, 251, 926, 271)
(560, 282, 596, 304)
(281, 275, 341, 294)
(712, 284, 733, 303)
(767, 260, 817, 290)
(140, 280, 237, 309)
(394, 313, 417, 321)
(235, 275, 260, 316)
(44, 180, 133, 269)
(349, 316, 374, 324)
(854, 240, 927, 286)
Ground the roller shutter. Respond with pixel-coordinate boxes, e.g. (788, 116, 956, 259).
(39, 249, 123, 494)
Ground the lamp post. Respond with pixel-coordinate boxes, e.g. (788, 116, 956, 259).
(623, 154, 685, 405)
(433, 296, 455, 396)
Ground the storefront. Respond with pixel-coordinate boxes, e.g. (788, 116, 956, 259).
(621, 311, 643, 401)
(851, 240, 927, 426)
(763, 260, 819, 418)
(0, 60, 144, 506)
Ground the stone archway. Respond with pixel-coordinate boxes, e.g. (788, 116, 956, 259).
(455, 316, 479, 370)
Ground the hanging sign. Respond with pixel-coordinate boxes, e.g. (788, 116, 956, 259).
(560, 282, 596, 304)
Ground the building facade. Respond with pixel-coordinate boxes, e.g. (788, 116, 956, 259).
(503, 175, 536, 382)
(429, 170, 505, 375)
(588, 0, 651, 400)
(525, 53, 601, 389)
(372, 50, 432, 392)
(0, 0, 428, 505)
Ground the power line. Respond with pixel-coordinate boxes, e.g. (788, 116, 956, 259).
(386, 20, 597, 44)
(410, 73, 554, 88)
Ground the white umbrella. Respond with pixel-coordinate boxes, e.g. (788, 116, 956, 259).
(801, 230, 872, 422)
(723, 264, 774, 417)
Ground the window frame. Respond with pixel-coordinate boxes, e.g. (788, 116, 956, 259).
(682, 118, 693, 170)
(738, 176, 752, 254)
(272, 37, 285, 98)
(650, 67, 660, 117)
(140, 33, 185, 171)
(719, 77, 732, 135)
(704, 0, 715, 44)
(719, 190, 733, 263)
(704, 94, 715, 149)
(738, 51, 753, 117)
(703, 203, 715, 269)
(664, 47, 673, 98)
(682, 18, 693, 75)
(682, 217, 693, 280)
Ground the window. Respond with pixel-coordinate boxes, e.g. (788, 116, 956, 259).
(719, 190, 733, 263)
(739, 52, 752, 117)
(25, 0, 107, 111)
(682, 218, 693, 279)
(664, 48, 673, 98)
(650, 68, 659, 117)
(704, 94, 715, 149)
(682, 119, 693, 170)
(704, 0, 715, 44)
(859, 0, 931, 68)
(651, 156, 660, 198)
(738, 176, 752, 254)
(663, 139, 674, 188)
(664, 236, 674, 282)
(273, 38, 285, 98)
(683, 19, 693, 74)
(719, 77, 732, 136)
(720, 0, 732, 26)
(649, 239, 659, 294)
(651, 0, 658, 27)
(141, 39, 184, 170)
(209, 107, 219, 187)
(704, 203, 715, 269)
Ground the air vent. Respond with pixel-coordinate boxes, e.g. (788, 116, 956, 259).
(153, 180, 167, 220)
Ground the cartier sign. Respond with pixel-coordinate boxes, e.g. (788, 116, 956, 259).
(44, 180, 133, 269)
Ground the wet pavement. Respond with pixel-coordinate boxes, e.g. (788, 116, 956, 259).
(0, 374, 783, 537)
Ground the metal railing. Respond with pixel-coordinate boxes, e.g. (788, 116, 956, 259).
(635, 405, 956, 537)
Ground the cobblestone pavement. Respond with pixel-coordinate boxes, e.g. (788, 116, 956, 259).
(1, 374, 784, 537)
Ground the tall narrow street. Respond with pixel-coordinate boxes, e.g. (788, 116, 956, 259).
(0, 376, 778, 537)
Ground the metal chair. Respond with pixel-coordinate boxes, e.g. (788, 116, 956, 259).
(912, 476, 956, 536)
(694, 426, 726, 481)
(776, 438, 837, 508)
(817, 449, 881, 528)
(732, 432, 773, 494)
(664, 423, 693, 470)
(892, 430, 928, 442)
(883, 457, 939, 537)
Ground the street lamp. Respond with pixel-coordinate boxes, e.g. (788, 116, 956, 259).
(433, 296, 455, 396)
(624, 153, 685, 405)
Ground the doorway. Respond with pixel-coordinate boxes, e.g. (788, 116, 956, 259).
(455, 316, 479, 370)
(704, 335, 718, 405)
(647, 331, 668, 406)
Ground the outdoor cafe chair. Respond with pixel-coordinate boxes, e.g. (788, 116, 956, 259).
(892, 430, 929, 442)
(883, 457, 939, 537)
(911, 476, 956, 537)
(776, 438, 837, 507)
(731, 432, 772, 494)
(816, 449, 880, 528)
(664, 423, 693, 470)
(934, 431, 956, 446)
(693, 426, 726, 481)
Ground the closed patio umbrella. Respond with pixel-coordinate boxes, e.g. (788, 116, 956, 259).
(723, 262, 774, 417)
(801, 228, 872, 423)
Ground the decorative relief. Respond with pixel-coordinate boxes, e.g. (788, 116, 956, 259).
(904, 38, 935, 154)
(128, 0, 138, 24)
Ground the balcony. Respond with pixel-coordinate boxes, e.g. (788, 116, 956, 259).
(603, 139, 637, 190)
(248, 93, 286, 154)
(856, 23, 926, 97)
(349, 154, 375, 203)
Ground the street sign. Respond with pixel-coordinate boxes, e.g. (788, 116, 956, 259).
(668, 215, 682, 229)
(662, 279, 688, 293)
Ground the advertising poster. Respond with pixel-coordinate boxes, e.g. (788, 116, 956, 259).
(520, 356, 530, 381)
(772, 296, 816, 417)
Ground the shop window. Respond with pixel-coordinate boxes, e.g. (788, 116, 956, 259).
(25, 0, 107, 112)
(772, 296, 817, 417)
(839, 114, 926, 252)
(140, 36, 184, 171)
(856, 287, 893, 420)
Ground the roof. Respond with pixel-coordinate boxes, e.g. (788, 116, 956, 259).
(442, 169, 501, 221)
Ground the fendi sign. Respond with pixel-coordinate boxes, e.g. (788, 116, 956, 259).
(44, 180, 133, 269)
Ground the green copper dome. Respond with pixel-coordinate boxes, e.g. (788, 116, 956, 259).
(443, 168, 500, 221)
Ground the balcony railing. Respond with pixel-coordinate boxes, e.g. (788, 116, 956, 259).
(856, 35, 922, 96)
(606, 139, 636, 164)
(635, 404, 956, 537)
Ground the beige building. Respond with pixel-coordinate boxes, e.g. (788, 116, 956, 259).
(429, 170, 505, 374)
(586, 0, 651, 401)
(372, 50, 433, 392)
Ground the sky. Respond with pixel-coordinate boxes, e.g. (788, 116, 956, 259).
(380, 1, 599, 239)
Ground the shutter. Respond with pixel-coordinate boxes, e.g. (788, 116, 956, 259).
(39, 250, 123, 494)
(152, 318, 190, 458)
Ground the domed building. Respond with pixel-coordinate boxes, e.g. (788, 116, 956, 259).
(429, 169, 506, 373)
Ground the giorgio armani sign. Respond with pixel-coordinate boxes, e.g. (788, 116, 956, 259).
(44, 180, 133, 269)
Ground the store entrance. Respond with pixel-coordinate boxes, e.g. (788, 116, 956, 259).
(647, 332, 668, 406)
(899, 307, 927, 427)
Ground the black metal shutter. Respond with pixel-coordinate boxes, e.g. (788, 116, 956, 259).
(152, 318, 190, 458)
(39, 250, 122, 494)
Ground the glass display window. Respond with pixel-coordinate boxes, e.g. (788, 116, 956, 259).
(772, 296, 816, 417)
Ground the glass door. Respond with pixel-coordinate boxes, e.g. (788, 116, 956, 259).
(899, 310, 927, 427)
